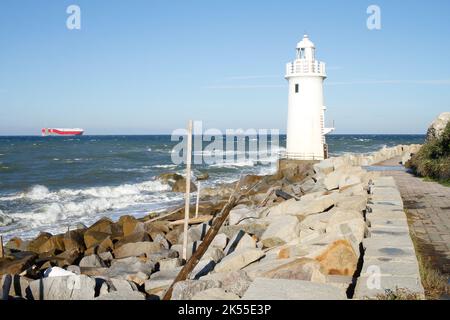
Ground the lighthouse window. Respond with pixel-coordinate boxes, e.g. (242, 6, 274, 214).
(295, 84, 299, 93)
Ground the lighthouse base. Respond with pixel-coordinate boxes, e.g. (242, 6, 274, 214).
(276, 159, 318, 182)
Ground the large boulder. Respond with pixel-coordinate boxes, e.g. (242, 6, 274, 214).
(242, 278, 347, 300)
(223, 230, 256, 255)
(114, 241, 162, 259)
(262, 257, 325, 282)
(104, 256, 155, 279)
(27, 232, 52, 253)
(214, 248, 265, 273)
(200, 270, 252, 297)
(79, 254, 106, 268)
(28, 275, 96, 300)
(158, 172, 197, 193)
(63, 230, 85, 253)
(426, 112, 450, 141)
(229, 205, 262, 225)
(171, 279, 221, 300)
(261, 216, 300, 248)
(314, 239, 359, 276)
(0, 252, 37, 276)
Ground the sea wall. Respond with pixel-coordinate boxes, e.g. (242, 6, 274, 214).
(0, 143, 425, 300)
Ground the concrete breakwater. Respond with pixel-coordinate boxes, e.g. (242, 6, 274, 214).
(0, 144, 424, 300)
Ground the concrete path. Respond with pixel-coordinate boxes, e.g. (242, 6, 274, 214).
(370, 157, 450, 278)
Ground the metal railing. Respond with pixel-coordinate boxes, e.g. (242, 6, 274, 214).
(279, 150, 324, 161)
(285, 60, 326, 77)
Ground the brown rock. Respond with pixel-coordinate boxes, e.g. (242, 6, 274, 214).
(315, 240, 358, 276)
(39, 235, 65, 254)
(84, 231, 110, 249)
(5, 237, 29, 251)
(87, 217, 115, 234)
(28, 232, 52, 253)
(63, 230, 86, 252)
(118, 215, 142, 237)
(114, 242, 163, 259)
(114, 231, 150, 248)
(172, 179, 197, 193)
(165, 226, 183, 245)
(0, 252, 37, 276)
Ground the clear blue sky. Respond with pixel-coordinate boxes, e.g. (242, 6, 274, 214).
(1, 0, 449, 135)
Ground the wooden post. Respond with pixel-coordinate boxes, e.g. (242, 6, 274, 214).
(182, 120, 193, 262)
(195, 180, 201, 218)
(0, 235, 4, 258)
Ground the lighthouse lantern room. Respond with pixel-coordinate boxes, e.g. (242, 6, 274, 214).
(285, 34, 333, 160)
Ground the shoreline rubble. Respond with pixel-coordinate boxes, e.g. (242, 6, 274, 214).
(0, 144, 425, 300)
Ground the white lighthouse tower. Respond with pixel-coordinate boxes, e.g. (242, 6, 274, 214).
(285, 34, 333, 160)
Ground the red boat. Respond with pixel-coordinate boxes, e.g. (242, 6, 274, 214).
(41, 128, 84, 136)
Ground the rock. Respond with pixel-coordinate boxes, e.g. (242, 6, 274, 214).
(153, 234, 170, 250)
(171, 279, 221, 300)
(271, 194, 336, 217)
(98, 251, 113, 262)
(165, 226, 183, 245)
(79, 254, 106, 268)
(299, 211, 332, 231)
(159, 258, 182, 270)
(147, 249, 179, 264)
(261, 216, 300, 248)
(214, 248, 265, 273)
(67, 265, 81, 274)
(262, 257, 325, 282)
(96, 291, 146, 300)
(426, 112, 450, 141)
(114, 231, 151, 248)
(63, 230, 85, 253)
(335, 195, 367, 212)
(229, 206, 261, 226)
(171, 241, 202, 260)
(0, 252, 37, 276)
(191, 287, 240, 300)
(86, 236, 114, 255)
(200, 270, 252, 297)
(314, 239, 359, 276)
(202, 247, 225, 263)
(87, 217, 118, 235)
(190, 259, 217, 279)
(220, 222, 269, 240)
(242, 278, 347, 300)
(179, 223, 210, 243)
(172, 179, 197, 193)
(114, 242, 162, 259)
(84, 231, 110, 249)
(27, 232, 52, 253)
(223, 230, 256, 255)
(28, 275, 96, 300)
(126, 271, 149, 286)
(210, 233, 228, 250)
(325, 210, 367, 246)
(157, 172, 184, 186)
(145, 278, 173, 298)
(105, 256, 155, 279)
(118, 215, 143, 237)
(313, 159, 335, 175)
(5, 237, 29, 252)
(51, 248, 81, 267)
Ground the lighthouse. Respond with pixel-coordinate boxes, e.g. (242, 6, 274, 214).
(285, 35, 333, 160)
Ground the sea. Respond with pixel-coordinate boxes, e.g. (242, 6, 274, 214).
(0, 134, 425, 240)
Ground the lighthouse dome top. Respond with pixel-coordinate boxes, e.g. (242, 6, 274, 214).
(296, 34, 315, 49)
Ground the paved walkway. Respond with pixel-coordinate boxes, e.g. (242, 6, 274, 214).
(371, 157, 450, 277)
